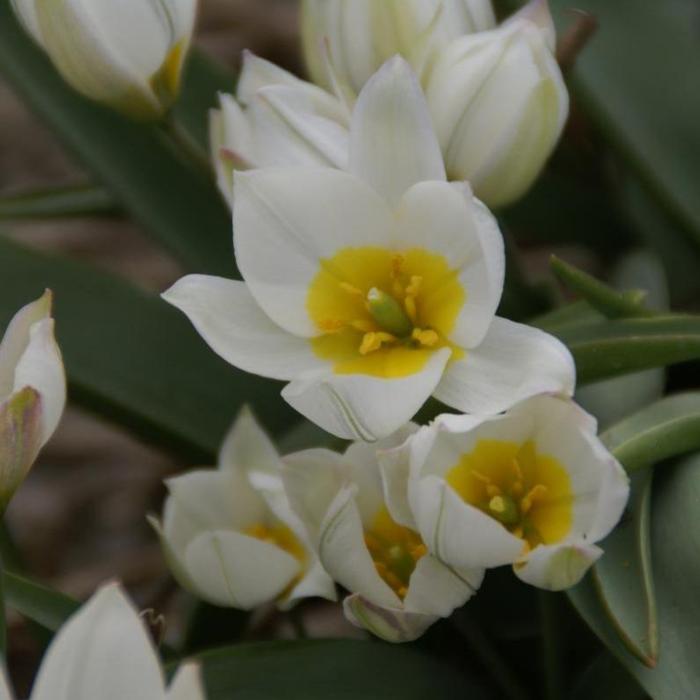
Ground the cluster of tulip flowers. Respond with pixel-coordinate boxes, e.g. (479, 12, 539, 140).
(0, 0, 631, 695)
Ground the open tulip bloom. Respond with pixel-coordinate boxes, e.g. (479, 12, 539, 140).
(10, 0, 197, 120)
(0, 582, 204, 700)
(167, 57, 575, 441)
(383, 395, 630, 591)
(0, 291, 65, 512)
(150, 407, 336, 610)
(282, 426, 483, 642)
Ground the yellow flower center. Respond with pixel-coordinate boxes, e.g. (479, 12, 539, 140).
(243, 522, 307, 563)
(446, 440, 573, 553)
(307, 247, 465, 378)
(364, 507, 427, 600)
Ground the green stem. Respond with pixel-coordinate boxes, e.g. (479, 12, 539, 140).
(161, 117, 212, 178)
(451, 615, 529, 700)
(540, 592, 565, 700)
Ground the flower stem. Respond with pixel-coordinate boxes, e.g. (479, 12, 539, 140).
(160, 117, 213, 178)
(540, 591, 565, 700)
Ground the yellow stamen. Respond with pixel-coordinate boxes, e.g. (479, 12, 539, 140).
(340, 281, 363, 296)
(412, 328, 439, 347)
(350, 319, 375, 333)
(521, 484, 548, 515)
(359, 331, 396, 355)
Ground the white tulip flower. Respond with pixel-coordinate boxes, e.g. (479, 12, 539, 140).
(168, 58, 575, 441)
(0, 291, 66, 512)
(210, 51, 350, 205)
(301, 0, 496, 94)
(11, 0, 197, 120)
(150, 407, 336, 610)
(0, 582, 205, 700)
(386, 395, 629, 591)
(282, 426, 483, 642)
(424, 0, 568, 207)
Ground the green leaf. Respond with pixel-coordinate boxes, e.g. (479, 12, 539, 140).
(601, 392, 700, 473)
(550, 256, 653, 320)
(174, 51, 235, 152)
(3, 571, 78, 633)
(554, 316, 700, 384)
(570, 653, 646, 700)
(570, 394, 700, 672)
(569, 453, 700, 699)
(198, 640, 488, 700)
(589, 470, 656, 666)
(0, 184, 118, 221)
(530, 301, 602, 333)
(549, 0, 700, 247)
(0, 0, 233, 275)
(0, 235, 296, 461)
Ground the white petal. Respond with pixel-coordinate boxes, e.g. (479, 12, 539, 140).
(165, 469, 267, 533)
(349, 57, 445, 206)
(343, 594, 438, 643)
(31, 583, 165, 700)
(148, 513, 197, 593)
(319, 487, 401, 609)
(394, 182, 504, 347)
(162, 275, 320, 381)
(526, 395, 629, 541)
(281, 558, 338, 609)
(282, 448, 348, 542)
(377, 436, 417, 529)
(167, 664, 205, 700)
(184, 530, 301, 609)
(13, 318, 65, 445)
(35, 0, 171, 118)
(233, 168, 392, 337)
(0, 290, 52, 398)
(251, 85, 349, 168)
(434, 317, 575, 415)
(237, 50, 313, 105)
(403, 554, 482, 616)
(210, 107, 237, 204)
(10, 0, 42, 43)
(169, 0, 197, 43)
(283, 348, 451, 441)
(218, 406, 281, 475)
(514, 541, 602, 591)
(504, 0, 556, 51)
(412, 476, 523, 570)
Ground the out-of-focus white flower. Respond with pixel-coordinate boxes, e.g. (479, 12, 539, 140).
(150, 407, 336, 610)
(424, 0, 568, 207)
(387, 395, 629, 591)
(210, 51, 350, 205)
(282, 425, 483, 642)
(11, 0, 197, 120)
(0, 582, 205, 700)
(170, 58, 575, 441)
(301, 0, 496, 94)
(0, 290, 65, 512)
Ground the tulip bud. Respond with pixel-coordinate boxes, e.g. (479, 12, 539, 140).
(150, 407, 336, 610)
(0, 291, 66, 512)
(301, 0, 496, 94)
(11, 0, 197, 120)
(425, 0, 568, 207)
